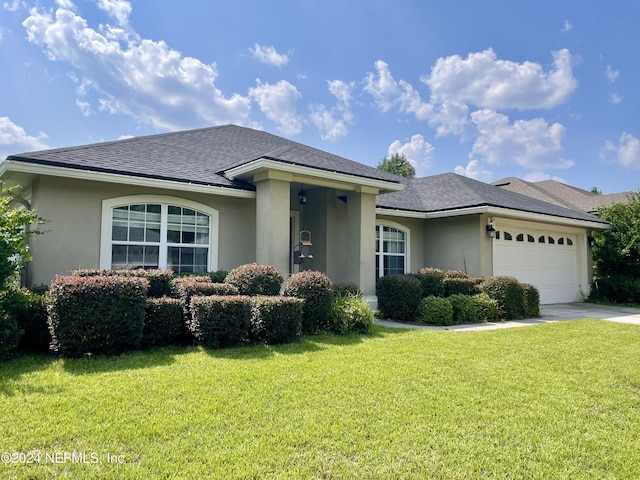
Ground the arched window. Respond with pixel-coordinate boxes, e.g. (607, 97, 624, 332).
(101, 196, 218, 272)
(375, 223, 409, 278)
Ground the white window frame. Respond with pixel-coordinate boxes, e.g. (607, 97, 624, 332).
(100, 195, 219, 271)
(375, 220, 410, 278)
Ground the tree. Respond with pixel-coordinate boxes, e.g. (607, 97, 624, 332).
(376, 152, 415, 178)
(592, 190, 640, 279)
(590, 186, 602, 195)
(0, 186, 44, 288)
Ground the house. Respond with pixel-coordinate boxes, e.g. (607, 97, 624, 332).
(492, 177, 632, 215)
(0, 125, 609, 304)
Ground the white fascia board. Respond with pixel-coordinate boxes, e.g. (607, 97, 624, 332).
(375, 207, 427, 219)
(0, 160, 256, 198)
(225, 158, 405, 193)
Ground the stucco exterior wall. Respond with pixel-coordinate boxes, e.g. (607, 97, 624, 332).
(27, 175, 256, 286)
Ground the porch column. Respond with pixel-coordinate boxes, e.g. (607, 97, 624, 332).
(255, 172, 292, 283)
(347, 187, 377, 296)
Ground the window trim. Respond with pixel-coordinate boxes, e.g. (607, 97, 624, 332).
(375, 220, 410, 278)
(100, 195, 219, 271)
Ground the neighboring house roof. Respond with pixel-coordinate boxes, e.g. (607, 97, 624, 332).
(3, 124, 402, 190)
(492, 177, 633, 214)
(377, 173, 608, 225)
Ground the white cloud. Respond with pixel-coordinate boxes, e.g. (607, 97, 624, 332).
(56, 0, 75, 9)
(561, 20, 573, 32)
(249, 43, 291, 68)
(423, 48, 577, 110)
(600, 132, 640, 169)
(454, 159, 493, 182)
(249, 79, 302, 135)
(96, 0, 131, 26)
(470, 109, 574, 169)
(606, 65, 619, 83)
(310, 80, 354, 141)
(388, 134, 435, 175)
(609, 93, 623, 104)
(3, 0, 24, 12)
(22, 5, 251, 130)
(521, 171, 566, 183)
(75, 99, 91, 116)
(363, 60, 401, 112)
(0, 117, 50, 160)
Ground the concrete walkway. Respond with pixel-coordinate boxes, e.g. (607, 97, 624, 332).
(377, 303, 640, 332)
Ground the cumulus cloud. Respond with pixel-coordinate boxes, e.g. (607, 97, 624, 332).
(0, 117, 50, 160)
(249, 43, 291, 68)
(310, 80, 355, 141)
(561, 20, 573, 32)
(388, 134, 435, 175)
(363, 60, 402, 112)
(606, 65, 619, 83)
(521, 171, 567, 183)
(454, 159, 493, 182)
(470, 109, 574, 170)
(249, 79, 302, 135)
(423, 48, 577, 110)
(3, 0, 25, 12)
(22, 4, 251, 130)
(600, 132, 640, 169)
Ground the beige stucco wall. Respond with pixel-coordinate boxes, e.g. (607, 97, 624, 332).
(27, 175, 256, 286)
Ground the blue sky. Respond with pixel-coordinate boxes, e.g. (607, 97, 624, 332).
(1, 0, 639, 193)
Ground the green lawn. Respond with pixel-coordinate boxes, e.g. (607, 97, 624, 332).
(1, 319, 639, 479)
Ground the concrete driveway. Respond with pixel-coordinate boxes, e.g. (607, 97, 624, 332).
(377, 303, 640, 331)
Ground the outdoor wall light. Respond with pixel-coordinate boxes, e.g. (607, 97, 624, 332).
(588, 236, 595, 247)
(486, 224, 496, 239)
(298, 186, 307, 205)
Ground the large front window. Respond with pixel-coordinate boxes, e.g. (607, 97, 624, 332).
(375, 224, 407, 278)
(102, 196, 217, 273)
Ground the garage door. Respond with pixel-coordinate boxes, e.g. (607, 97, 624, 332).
(493, 229, 578, 304)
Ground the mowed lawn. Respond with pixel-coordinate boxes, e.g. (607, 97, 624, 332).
(1, 320, 639, 479)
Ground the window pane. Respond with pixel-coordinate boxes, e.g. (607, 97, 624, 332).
(538, 236, 545, 243)
(112, 222, 128, 241)
(527, 235, 535, 243)
(384, 255, 404, 276)
(558, 237, 565, 245)
(567, 238, 573, 246)
(548, 236, 555, 244)
(112, 245, 127, 265)
(516, 234, 524, 242)
(181, 247, 194, 265)
(504, 232, 512, 241)
(194, 248, 208, 266)
(196, 227, 209, 244)
(181, 226, 196, 244)
(113, 206, 129, 221)
(168, 246, 180, 267)
(167, 227, 180, 244)
(196, 213, 209, 226)
(128, 245, 144, 267)
(144, 246, 159, 268)
(147, 204, 161, 214)
(182, 209, 196, 224)
(146, 225, 161, 242)
(129, 224, 145, 242)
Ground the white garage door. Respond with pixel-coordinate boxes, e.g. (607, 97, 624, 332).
(493, 229, 578, 304)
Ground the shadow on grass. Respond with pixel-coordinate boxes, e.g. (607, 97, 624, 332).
(0, 353, 58, 396)
(61, 345, 181, 375)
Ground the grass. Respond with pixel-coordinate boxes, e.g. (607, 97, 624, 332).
(1, 319, 640, 479)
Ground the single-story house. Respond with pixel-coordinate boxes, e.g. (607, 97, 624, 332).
(0, 124, 609, 304)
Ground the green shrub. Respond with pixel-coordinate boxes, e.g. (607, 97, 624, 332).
(330, 294, 375, 334)
(174, 280, 239, 317)
(249, 296, 303, 345)
(0, 310, 22, 359)
(143, 297, 184, 348)
(522, 283, 540, 317)
(416, 267, 445, 297)
(189, 295, 252, 348)
(73, 269, 174, 298)
(284, 270, 334, 334)
(334, 282, 362, 298)
(590, 275, 640, 304)
(376, 274, 422, 322)
(173, 275, 212, 285)
(418, 296, 454, 326)
(444, 270, 469, 279)
(472, 293, 500, 322)
(479, 276, 526, 320)
(448, 294, 479, 324)
(177, 270, 228, 283)
(0, 287, 49, 353)
(48, 275, 148, 357)
(225, 263, 283, 296)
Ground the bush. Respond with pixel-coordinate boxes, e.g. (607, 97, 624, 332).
(448, 294, 479, 324)
(48, 275, 148, 357)
(0, 310, 22, 359)
(418, 296, 454, 326)
(174, 280, 239, 317)
(479, 276, 526, 320)
(284, 270, 334, 334)
(376, 274, 422, 322)
(472, 293, 500, 322)
(522, 284, 540, 317)
(334, 282, 362, 298)
(225, 263, 283, 296)
(249, 296, 303, 345)
(189, 295, 251, 348)
(444, 277, 482, 297)
(590, 275, 640, 304)
(73, 269, 174, 298)
(330, 294, 374, 334)
(177, 270, 228, 283)
(0, 287, 49, 353)
(416, 267, 445, 297)
(143, 297, 184, 348)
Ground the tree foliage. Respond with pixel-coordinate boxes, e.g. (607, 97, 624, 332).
(0, 186, 44, 288)
(593, 191, 640, 278)
(376, 153, 416, 178)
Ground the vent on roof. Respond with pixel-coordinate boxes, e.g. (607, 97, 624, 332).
(494, 182, 511, 187)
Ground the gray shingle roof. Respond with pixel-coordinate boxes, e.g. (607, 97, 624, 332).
(378, 173, 608, 224)
(5, 124, 402, 189)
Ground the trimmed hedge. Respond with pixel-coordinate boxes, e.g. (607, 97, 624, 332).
(174, 280, 238, 312)
(330, 294, 374, 334)
(479, 276, 526, 320)
(177, 270, 228, 283)
(376, 274, 422, 322)
(418, 296, 454, 326)
(143, 297, 184, 348)
(48, 275, 148, 357)
(284, 270, 335, 334)
(0, 310, 22, 359)
(444, 276, 482, 297)
(225, 263, 283, 296)
(189, 295, 251, 348)
(0, 287, 49, 353)
(448, 294, 479, 324)
(416, 268, 445, 297)
(73, 269, 174, 298)
(472, 293, 500, 322)
(249, 296, 303, 345)
(522, 283, 540, 317)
